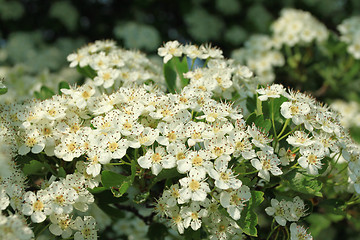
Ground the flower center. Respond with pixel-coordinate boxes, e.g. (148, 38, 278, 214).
(189, 179, 200, 191)
(26, 137, 37, 147)
(33, 200, 44, 211)
(108, 142, 118, 152)
(151, 153, 162, 163)
(192, 156, 203, 166)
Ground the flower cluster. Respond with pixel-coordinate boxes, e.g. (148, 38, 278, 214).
(265, 196, 307, 226)
(67, 39, 165, 90)
(1, 39, 359, 239)
(338, 16, 360, 59)
(330, 100, 360, 129)
(271, 8, 329, 47)
(232, 35, 285, 84)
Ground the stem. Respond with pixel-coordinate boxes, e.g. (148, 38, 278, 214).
(239, 170, 259, 175)
(278, 123, 301, 141)
(35, 222, 50, 238)
(191, 58, 196, 70)
(256, 93, 263, 116)
(267, 225, 281, 240)
(277, 119, 291, 139)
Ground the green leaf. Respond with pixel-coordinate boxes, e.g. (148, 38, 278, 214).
(101, 170, 128, 188)
(58, 81, 70, 95)
(271, 96, 287, 122)
(184, 228, 202, 240)
(101, 171, 131, 198)
(23, 160, 47, 176)
(283, 170, 323, 197)
(163, 60, 177, 93)
(0, 83, 7, 95)
(88, 187, 107, 194)
(35, 86, 55, 100)
(133, 191, 150, 204)
(173, 57, 189, 88)
(111, 181, 130, 198)
(57, 167, 67, 178)
(147, 222, 168, 240)
(237, 191, 264, 237)
(254, 115, 271, 133)
(77, 65, 97, 79)
(153, 168, 183, 184)
(246, 112, 257, 125)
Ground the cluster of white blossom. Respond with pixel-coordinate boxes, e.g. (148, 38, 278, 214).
(338, 16, 360, 59)
(271, 8, 329, 48)
(67, 39, 165, 90)
(158, 40, 257, 104)
(257, 84, 353, 176)
(0, 39, 359, 239)
(265, 196, 307, 226)
(330, 100, 360, 129)
(232, 35, 285, 84)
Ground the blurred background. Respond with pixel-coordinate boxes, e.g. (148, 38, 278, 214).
(1, 0, 360, 71)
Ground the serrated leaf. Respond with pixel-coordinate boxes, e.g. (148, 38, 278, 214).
(284, 170, 323, 197)
(237, 191, 264, 237)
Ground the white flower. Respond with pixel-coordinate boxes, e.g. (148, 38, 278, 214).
(22, 190, 51, 223)
(48, 181, 78, 215)
(251, 151, 282, 181)
(137, 146, 175, 175)
(208, 157, 242, 190)
(177, 150, 212, 180)
(286, 131, 314, 147)
(0, 214, 34, 240)
(220, 185, 251, 220)
(281, 101, 310, 125)
(179, 172, 210, 202)
(168, 206, 185, 234)
(265, 199, 290, 226)
(298, 144, 325, 175)
(180, 202, 208, 231)
(158, 40, 183, 63)
(18, 128, 46, 155)
(290, 223, 313, 240)
(0, 186, 9, 210)
(94, 68, 120, 88)
(49, 213, 73, 239)
(72, 216, 97, 240)
(287, 196, 307, 221)
(257, 84, 285, 101)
